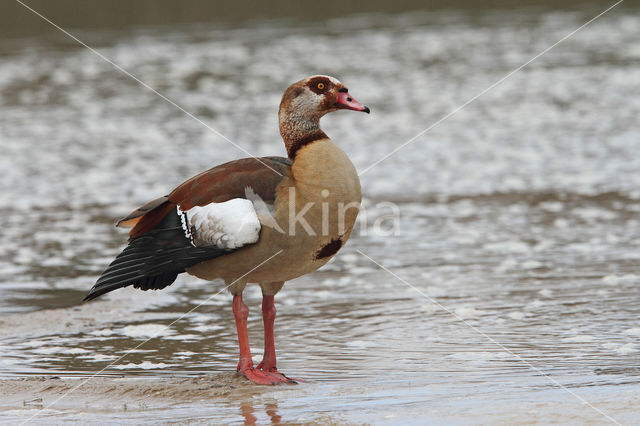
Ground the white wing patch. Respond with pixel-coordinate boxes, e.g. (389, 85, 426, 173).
(179, 199, 261, 249)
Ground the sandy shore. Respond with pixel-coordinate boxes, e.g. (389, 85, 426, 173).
(3, 373, 639, 425)
(1, 374, 265, 407)
(0, 374, 348, 425)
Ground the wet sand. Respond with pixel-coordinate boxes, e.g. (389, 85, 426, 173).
(1, 374, 256, 411)
(2, 369, 639, 425)
(0, 375, 344, 425)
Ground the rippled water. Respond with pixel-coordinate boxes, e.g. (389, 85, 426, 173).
(1, 6, 639, 425)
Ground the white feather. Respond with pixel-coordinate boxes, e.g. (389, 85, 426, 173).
(181, 199, 261, 249)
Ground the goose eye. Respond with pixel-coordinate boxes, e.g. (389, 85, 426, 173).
(317, 82, 325, 90)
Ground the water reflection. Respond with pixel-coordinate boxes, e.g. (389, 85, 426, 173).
(240, 399, 282, 425)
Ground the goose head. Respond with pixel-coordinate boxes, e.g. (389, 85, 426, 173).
(279, 75, 369, 158)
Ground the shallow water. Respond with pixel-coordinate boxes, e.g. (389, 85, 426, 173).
(1, 5, 640, 425)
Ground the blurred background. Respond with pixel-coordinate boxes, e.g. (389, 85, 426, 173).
(1, 1, 639, 424)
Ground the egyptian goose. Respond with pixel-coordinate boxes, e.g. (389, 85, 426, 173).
(85, 75, 369, 384)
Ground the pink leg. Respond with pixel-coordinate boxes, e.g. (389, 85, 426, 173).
(257, 295, 277, 371)
(232, 294, 278, 385)
(256, 295, 297, 383)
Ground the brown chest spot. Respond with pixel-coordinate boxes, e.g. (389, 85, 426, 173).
(315, 237, 343, 260)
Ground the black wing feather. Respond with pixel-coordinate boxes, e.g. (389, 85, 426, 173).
(84, 207, 233, 302)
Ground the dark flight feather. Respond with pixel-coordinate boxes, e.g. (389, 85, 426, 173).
(84, 207, 229, 301)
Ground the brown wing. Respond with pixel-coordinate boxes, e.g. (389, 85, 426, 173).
(127, 157, 292, 239)
(117, 196, 169, 228)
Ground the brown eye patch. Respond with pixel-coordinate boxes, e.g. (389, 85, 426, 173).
(307, 77, 331, 94)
